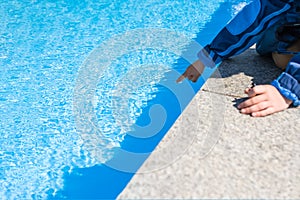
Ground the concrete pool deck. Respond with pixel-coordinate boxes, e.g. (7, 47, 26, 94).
(118, 47, 300, 199)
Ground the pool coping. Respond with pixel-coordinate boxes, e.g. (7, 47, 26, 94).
(118, 47, 300, 199)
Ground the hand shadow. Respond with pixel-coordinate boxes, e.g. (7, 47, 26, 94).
(216, 48, 284, 113)
(217, 49, 283, 85)
(232, 97, 248, 109)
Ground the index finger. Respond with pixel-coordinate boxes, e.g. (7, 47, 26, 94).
(176, 74, 186, 83)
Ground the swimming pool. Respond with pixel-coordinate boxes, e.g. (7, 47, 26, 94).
(0, 0, 248, 199)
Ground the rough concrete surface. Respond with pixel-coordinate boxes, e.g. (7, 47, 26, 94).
(118, 48, 300, 199)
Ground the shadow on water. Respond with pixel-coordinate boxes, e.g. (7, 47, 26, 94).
(50, 1, 236, 199)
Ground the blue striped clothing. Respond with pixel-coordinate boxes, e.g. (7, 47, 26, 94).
(198, 0, 300, 106)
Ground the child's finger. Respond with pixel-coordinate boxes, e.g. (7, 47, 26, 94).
(188, 74, 198, 82)
(244, 88, 251, 94)
(238, 94, 267, 109)
(251, 107, 275, 117)
(245, 82, 257, 94)
(176, 74, 186, 83)
(247, 85, 267, 97)
(239, 100, 269, 114)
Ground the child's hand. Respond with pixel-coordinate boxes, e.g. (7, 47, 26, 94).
(238, 85, 293, 117)
(176, 60, 204, 83)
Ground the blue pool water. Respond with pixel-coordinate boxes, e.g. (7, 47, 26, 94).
(0, 0, 248, 199)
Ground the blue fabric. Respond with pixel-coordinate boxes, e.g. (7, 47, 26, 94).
(200, 0, 292, 61)
(256, 23, 285, 55)
(199, 0, 300, 107)
(287, 54, 300, 80)
(226, 0, 261, 35)
(271, 55, 300, 107)
(272, 80, 300, 107)
(272, 55, 300, 106)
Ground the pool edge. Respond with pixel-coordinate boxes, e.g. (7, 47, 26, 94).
(117, 48, 300, 199)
